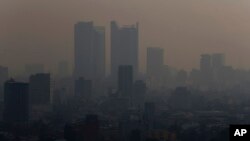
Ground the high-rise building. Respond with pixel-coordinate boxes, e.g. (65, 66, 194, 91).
(111, 21, 138, 82)
(200, 54, 211, 72)
(74, 77, 92, 99)
(200, 54, 213, 88)
(212, 53, 225, 69)
(3, 79, 29, 122)
(74, 22, 105, 80)
(93, 27, 106, 80)
(176, 70, 188, 87)
(118, 65, 133, 98)
(29, 73, 50, 105)
(146, 47, 164, 77)
(211, 53, 226, 87)
(74, 22, 93, 79)
(0, 66, 8, 99)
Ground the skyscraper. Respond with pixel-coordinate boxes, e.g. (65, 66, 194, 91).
(29, 73, 50, 105)
(74, 22, 105, 80)
(212, 53, 225, 69)
(3, 79, 29, 122)
(111, 21, 138, 82)
(118, 65, 133, 98)
(0, 66, 8, 99)
(200, 54, 213, 88)
(200, 54, 211, 72)
(146, 47, 164, 77)
(93, 26, 106, 80)
(211, 53, 226, 86)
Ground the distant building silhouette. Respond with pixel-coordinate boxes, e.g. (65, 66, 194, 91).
(146, 47, 164, 78)
(176, 70, 188, 87)
(74, 22, 105, 80)
(200, 54, 213, 88)
(93, 26, 106, 80)
(74, 77, 92, 99)
(211, 53, 226, 88)
(200, 54, 211, 72)
(0, 66, 8, 100)
(3, 79, 29, 122)
(74, 22, 93, 79)
(212, 53, 225, 69)
(111, 21, 138, 82)
(29, 73, 50, 105)
(118, 65, 133, 98)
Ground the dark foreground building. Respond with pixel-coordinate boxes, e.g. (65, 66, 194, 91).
(3, 79, 29, 122)
(0, 66, 8, 100)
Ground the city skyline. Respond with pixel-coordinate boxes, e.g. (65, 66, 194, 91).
(0, 19, 246, 77)
(1, 1, 250, 75)
(0, 1, 250, 140)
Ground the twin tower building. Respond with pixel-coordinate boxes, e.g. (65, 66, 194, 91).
(3, 21, 139, 123)
(74, 21, 139, 82)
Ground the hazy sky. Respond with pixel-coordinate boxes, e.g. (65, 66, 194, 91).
(1, 0, 250, 74)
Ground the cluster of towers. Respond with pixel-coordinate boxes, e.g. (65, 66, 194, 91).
(1, 20, 227, 123)
(1, 21, 141, 123)
(74, 21, 139, 83)
(3, 73, 50, 122)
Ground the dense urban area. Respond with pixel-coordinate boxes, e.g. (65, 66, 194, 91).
(1, 21, 250, 141)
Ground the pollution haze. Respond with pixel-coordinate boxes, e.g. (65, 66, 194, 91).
(1, 0, 250, 75)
